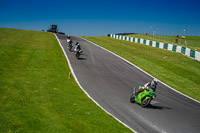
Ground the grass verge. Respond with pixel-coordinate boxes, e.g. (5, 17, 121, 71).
(82, 36, 200, 101)
(0, 28, 132, 133)
(126, 34, 200, 51)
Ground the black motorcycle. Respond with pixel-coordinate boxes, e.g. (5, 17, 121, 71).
(67, 42, 73, 51)
(75, 50, 82, 59)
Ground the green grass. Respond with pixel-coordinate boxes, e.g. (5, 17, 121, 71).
(0, 28, 132, 133)
(126, 34, 200, 51)
(82, 36, 200, 101)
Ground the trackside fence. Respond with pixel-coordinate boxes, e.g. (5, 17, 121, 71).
(110, 34, 200, 62)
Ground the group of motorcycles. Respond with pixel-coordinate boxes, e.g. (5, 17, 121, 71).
(67, 40, 82, 59)
(66, 36, 156, 108)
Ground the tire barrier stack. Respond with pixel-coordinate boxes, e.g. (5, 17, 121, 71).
(110, 34, 200, 62)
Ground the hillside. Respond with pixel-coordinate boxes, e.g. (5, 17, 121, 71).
(0, 28, 132, 133)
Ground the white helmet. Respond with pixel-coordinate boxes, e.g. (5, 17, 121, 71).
(153, 78, 158, 85)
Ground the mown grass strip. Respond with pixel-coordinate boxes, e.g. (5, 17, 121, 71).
(0, 28, 132, 133)
(126, 34, 200, 51)
(82, 36, 200, 101)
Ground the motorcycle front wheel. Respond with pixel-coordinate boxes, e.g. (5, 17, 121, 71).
(141, 97, 151, 108)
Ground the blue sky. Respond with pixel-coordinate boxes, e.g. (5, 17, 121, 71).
(1, 0, 200, 36)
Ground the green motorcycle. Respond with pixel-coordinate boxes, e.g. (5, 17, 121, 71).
(130, 86, 156, 108)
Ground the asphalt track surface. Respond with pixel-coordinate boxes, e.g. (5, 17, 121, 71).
(56, 34, 200, 133)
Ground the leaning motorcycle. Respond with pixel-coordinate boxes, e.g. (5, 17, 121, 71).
(67, 42, 73, 51)
(130, 86, 156, 107)
(67, 39, 73, 51)
(75, 50, 82, 59)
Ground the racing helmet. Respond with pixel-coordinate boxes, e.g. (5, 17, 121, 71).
(152, 78, 158, 86)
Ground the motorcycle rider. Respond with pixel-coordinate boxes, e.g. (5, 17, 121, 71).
(135, 78, 158, 96)
(74, 42, 81, 52)
(66, 35, 73, 46)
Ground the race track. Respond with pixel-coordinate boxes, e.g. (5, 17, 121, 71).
(56, 34, 200, 133)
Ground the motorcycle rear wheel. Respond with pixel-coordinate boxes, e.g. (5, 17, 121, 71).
(76, 53, 80, 59)
(130, 93, 135, 103)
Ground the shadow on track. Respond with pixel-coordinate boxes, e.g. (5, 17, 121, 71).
(78, 57, 87, 60)
(147, 104, 172, 110)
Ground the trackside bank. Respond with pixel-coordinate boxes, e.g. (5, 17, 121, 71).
(110, 34, 200, 62)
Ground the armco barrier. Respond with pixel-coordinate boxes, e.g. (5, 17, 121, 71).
(110, 34, 200, 61)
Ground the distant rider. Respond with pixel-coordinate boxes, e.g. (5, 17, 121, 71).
(74, 42, 81, 52)
(66, 35, 73, 46)
(135, 78, 158, 96)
